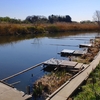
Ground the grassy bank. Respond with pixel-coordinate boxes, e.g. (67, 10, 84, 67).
(74, 63, 100, 100)
(0, 23, 100, 36)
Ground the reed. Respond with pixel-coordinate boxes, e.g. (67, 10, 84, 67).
(0, 23, 99, 36)
(0, 24, 27, 35)
(33, 70, 72, 98)
(0, 23, 45, 35)
(46, 22, 100, 32)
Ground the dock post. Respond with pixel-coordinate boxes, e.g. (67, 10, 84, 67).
(26, 85, 30, 95)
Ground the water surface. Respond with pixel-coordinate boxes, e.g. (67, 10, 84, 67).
(0, 32, 99, 92)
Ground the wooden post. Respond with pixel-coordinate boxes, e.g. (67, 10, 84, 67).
(26, 85, 30, 95)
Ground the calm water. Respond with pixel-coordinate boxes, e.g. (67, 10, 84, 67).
(0, 32, 99, 93)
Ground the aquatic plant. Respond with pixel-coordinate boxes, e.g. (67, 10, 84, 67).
(33, 70, 72, 98)
(32, 82, 43, 98)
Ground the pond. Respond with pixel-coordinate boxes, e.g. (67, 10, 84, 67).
(0, 32, 99, 93)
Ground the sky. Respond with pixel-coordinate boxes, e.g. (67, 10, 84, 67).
(0, 0, 100, 22)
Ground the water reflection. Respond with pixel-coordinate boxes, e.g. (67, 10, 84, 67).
(0, 31, 97, 45)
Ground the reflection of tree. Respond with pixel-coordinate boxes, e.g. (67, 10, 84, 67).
(0, 35, 34, 45)
(32, 38, 42, 44)
(0, 36, 19, 46)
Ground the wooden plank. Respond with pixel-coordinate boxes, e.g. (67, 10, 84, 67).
(61, 49, 75, 54)
(82, 64, 89, 69)
(74, 63, 83, 69)
(61, 60, 78, 67)
(73, 50, 87, 55)
(43, 58, 78, 67)
(10, 81, 21, 86)
(43, 58, 62, 66)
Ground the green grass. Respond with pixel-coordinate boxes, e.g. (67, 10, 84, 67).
(74, 64, 100, 100)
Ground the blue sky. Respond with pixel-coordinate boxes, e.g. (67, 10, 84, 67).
(0, 0, 100, 22)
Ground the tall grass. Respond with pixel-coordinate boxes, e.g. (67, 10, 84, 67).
(0, 23, 99, 36)
(46, 22, 100, 32)
(0, 24, 27, 35)
(0, 24, 45, 35)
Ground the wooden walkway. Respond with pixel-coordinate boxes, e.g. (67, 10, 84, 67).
(46, 51, 100, 100)
(74, 63, 83, 69)
(0, 81, 31, 100)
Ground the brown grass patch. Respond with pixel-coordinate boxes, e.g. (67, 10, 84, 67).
(0, 23, 99, 35)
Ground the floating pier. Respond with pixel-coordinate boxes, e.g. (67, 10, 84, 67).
(73, 49, 87, 55)
(1, 58, 79, 82)
(60, 49, 87, 56)
(43, 58, 78, 68)
(79, 43, 92, 48)
(60, 49, 75, 56)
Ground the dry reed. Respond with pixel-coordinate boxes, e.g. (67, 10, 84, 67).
(0, 23, 99, 35)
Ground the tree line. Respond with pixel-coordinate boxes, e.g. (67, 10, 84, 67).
(25, 14, 72, 23)
(0, 14, 72, 24)
(0, 10, 100, 25)
(0, 17, 22, 23)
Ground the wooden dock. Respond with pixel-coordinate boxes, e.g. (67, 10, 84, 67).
(1, 58, 81, 82)
(73, 50, 87, 55)
(46, 51, 100, 100)
(0, 81, 31, 100)
(79, 43, 92, 48)
(60, 49, 87, 56)
(61, 49, 75, 55)
(0, 50, 98, 100)
(1, 58, 79, 82)
(43, 58, 78, 67)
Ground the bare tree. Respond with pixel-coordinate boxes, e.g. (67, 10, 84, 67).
(93, 10, 100, 26)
